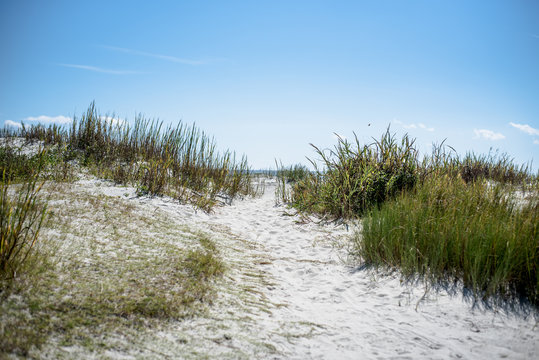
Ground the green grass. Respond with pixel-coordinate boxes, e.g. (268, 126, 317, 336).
(0, 146, 44, 181)
(0, 151, 48, 285)
(281, 128, 418, 219)
(276, 162, 311, 184)
(10, 101, 257, 211)
(0, 102, 251, 355)
(275, 162, 311, 204)
(283, 128, 538, 305)
(356, 176, 538, 305)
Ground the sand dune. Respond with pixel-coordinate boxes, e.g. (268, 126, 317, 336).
(49, 177, 537, 359)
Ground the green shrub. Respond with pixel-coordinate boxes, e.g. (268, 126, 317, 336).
(282, 128, 537, 304)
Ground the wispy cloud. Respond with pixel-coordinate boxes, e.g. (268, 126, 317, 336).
(534, 139, 539, 145)
(474, 129, 505, 141)
(4, 120, 22, 128)
(102, 45, 208, 65)
(394, 120, 434, 132)
(58, 63, 141, 75)
(417, 123, 435, 132)
(509, 122, 539, 136)
(24, 115, 72, 124)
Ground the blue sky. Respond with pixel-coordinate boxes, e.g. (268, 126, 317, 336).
(1, 0, 539, 170)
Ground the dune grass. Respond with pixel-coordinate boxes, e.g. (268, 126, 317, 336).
(0, 183, 226, 356)
(275, 161, 311, 204)
(0, 149, 48, 286)
(13, 102, 257, 211)
(280, 128, 418, 219)
(276, 162, 311, 184)
(0, 103, 251, 355)
(283, 128, 538, 305)
(356, 176, 538, 305)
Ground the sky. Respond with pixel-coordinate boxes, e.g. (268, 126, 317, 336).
(1, 0, 539, 170)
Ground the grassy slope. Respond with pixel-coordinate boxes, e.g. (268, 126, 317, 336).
(0, 104, 267, 357)
(0, 181, 226, 356)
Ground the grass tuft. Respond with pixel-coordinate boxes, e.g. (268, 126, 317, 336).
(0, 151, 48, 285)
(281, 127, 418, 219)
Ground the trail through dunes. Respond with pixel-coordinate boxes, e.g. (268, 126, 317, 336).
(183, 179, 538, 359)
(4, 178, 538, 359)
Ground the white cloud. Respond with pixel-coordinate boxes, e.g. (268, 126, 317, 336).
(24, 115, 72, 124)
(534, 139, 539, 145)
(102, 45, 208, 65)
(474, 129, 505, 141)
(417, 123, 434, 132)
(509, 122, 539, 136)
(4, 120, 22, 128)
(393, 119, 434, 132)
(58, 63, 141, 75)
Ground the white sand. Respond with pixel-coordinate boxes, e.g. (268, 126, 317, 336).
(62, 178, 538, 359)
(0, 137, 47, 156)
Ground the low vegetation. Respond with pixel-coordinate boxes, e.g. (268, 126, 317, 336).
(282, 128, 538, 305)
(278, 129, 418, 218)
(11, 101, 257, 210)
(0, 184, 226, 356)
(0, 103, 249, 355)
(275, 161, 311, 204)
(1, 101, 251, 288)
(0, 149, 48, 286)
(356, 175, 538, 305)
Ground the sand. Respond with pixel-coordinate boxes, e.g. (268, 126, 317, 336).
(36, 177, 537, 359)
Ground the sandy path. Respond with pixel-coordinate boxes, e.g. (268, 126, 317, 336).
(188, 180, 538, 359)
(39, 178, 538, 359)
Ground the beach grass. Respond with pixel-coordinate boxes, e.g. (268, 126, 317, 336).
(355, 175, 538, 305)
(283, 128, 538, 305)
(12, 101, 257, 211)
(280, 128, 418, 219)
(0, 183, 226, 356)
(275, 161, 311, 204)
(0, 103, 252, 355)
(0, 149, 48, 286)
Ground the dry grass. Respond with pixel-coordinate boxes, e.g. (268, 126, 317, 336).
(0, 183, 226, 356)
(13, 101, 258, 211)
